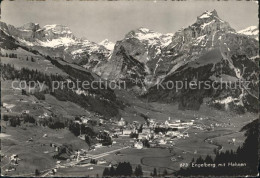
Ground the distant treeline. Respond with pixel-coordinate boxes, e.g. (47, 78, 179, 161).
(3, 109, 112, 148)
(102, 162, 169, 177)
(102, 162, 141, 177)
(2, 52, 36, 62)
(69, 122, 112, 146)
(3, 53, 18, 58)
(2, 113, 68, 129)
(3, 114, 36, 127)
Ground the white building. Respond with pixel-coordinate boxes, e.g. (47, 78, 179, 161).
(159, 139, 167, 145)
(138, 133, 148, 140)
(122, 129, 132, 135)
(43, 112, 49, 117)
(142, 128, 151, 134)
(166, 131, 181, 137)
(81, 116, 90, 124)
(98, 159, 107, 164)
(134, 141, 143, 149)
(99, 119, 104, 124)
(118, 118, 126, 126)
(22, 110, 30, 114)
(181, 121, 194, 126)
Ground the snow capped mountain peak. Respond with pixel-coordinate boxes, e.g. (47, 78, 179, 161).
(182, 9, 235, 38)
(238, 26, 258, 34)
(99, 39, 115, 51)
(0, 21, 111, 64)
(198, 10, 218, 19)
(238, 26, 259, 40)
(42, 24, 72, 35)
(196, 9, 227, 26)
(43, 24, 65, 29)
(36, 37, 77, 48)
(124, 27, 173, 46)
(137, 27, 151, 33)
(126, 27, 156, 36)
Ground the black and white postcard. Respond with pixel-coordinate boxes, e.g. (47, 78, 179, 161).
(0, 0, 259, 177)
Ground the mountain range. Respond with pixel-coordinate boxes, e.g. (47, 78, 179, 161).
(0, 10, 258, 113)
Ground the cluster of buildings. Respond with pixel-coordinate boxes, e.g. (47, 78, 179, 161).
(69, 116, 204, 157)
(3, 154, 20, 173)
(71, 116, 196, 151)
(108, 117, 196, 149)
(73, 116, 105, 126)
(2, 103, 15, 112)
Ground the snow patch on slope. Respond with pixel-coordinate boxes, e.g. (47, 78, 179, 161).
(199, 11, 213, 19)
(238, 26, 258, 36)
(201, 20, 215, 29)
(99, 39, 115, 51)
(43, 24, 72, 35)
(213, 90, 244, 107)
(126, 27, 173, 47)
(194, 35, 206, 46)
(36, 37, 77, 47)
(238, 26, 259, 40)
(18, 38, 34, 46)
(71, 49, 85, 55)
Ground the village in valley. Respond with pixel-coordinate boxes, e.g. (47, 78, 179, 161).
(2, 93, 246, 177)
(0, 48, 254, 177)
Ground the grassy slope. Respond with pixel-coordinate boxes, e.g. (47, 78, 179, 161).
(1, 48, 67, 76)
(1, 125, 89, 176)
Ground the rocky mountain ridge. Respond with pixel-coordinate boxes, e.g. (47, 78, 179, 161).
(1, 10, 258, 113)
(0, 22, 112, 72)
(144, 10, 258, 112)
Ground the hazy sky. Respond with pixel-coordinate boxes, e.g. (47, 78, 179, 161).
(1, 0, 258, 43)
